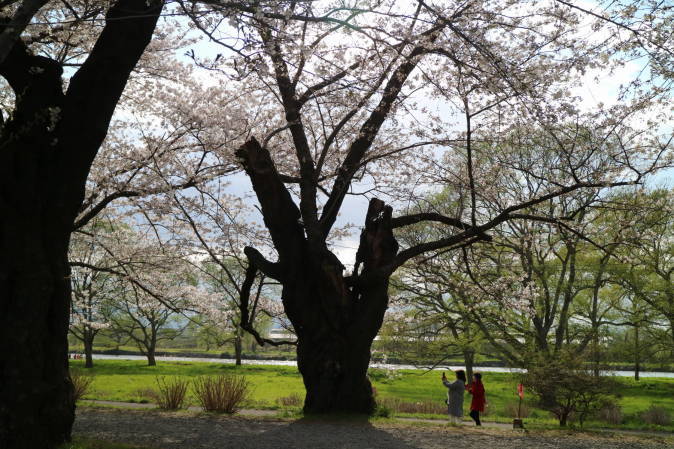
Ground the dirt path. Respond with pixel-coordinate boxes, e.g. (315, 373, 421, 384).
(74, 407, 672, 449)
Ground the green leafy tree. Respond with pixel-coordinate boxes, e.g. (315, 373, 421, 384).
(523, 350, 618, 427)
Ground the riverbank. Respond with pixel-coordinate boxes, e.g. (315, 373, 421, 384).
(74, 352, 674, 378)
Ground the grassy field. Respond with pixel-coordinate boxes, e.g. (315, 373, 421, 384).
(70, 359, 674, 431)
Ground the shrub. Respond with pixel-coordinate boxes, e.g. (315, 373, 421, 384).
(153, 376, 189, 410)
(503, 400, 530, 418)
(70, 370, 94, 402)
(522, 351, 618, 427)
(597, 400, 623, 425)
(641, 406, 672, 426)
(193, 374, 250, 413)
(374, 403, 391, 418)
(277, 393, 303, 407)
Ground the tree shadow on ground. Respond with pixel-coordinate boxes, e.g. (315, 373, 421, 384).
(250, 415, 424, 449)
(73, 408, 425, 449)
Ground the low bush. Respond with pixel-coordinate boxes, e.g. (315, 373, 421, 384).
(597, 400, 623, 425)
(641, 405, 672, 426)
(70, 370, 94, 402)
(153, 376, 189, 410)
(503, 400, 530, 418)
(522, 351, 618, 427)
(193, 374, 250, 413)
(277, 392, 303, 407)
(374, 403, 391, 418)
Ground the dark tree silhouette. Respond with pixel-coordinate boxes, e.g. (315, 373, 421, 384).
(0, 1, 164, 447)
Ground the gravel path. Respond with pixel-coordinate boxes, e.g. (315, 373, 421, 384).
(74, 408, 673, 449)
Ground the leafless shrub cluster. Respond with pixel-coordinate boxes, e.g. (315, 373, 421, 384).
(277, 393, 303, 407)
(193, 374, 250, 413)
(597, 401, 623, 424)
(153, 376, 189, 410)
(641, 406, 671, 426)
(70, 370, 94, 402)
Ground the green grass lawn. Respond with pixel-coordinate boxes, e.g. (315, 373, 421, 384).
(72, 359, 306, 407)
(370, 368, 674, 430)
(71, 359, 674, 431)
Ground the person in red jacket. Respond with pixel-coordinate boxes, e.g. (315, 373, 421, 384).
(466, 372, 486, 426)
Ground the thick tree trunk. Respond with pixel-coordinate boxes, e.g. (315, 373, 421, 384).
(297, 330, 377, 414)
(145, 334, 157, 366)
(0, 244, 75, 449)
(0, 35, 74, 448)
(0, 2, 162, 447)
(559, 413, 568, 427)
(291, 200, 396, 415)
(237, 139, 398, 415)
(291, 262, 389, 414)
(592, 331, 600, 377)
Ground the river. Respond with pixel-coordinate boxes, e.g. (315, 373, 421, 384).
(88, 354, 674, 378)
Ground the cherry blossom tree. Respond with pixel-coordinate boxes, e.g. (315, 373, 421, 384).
(77, 220, 208, 366)
(192, 257, 281, 365)
(106, 283, 189, 367)
(0, 1, 278, 444)
(68, 220, 119, 368)
(178, 0, 672, 414)
(0, 5, 671, 446)
(0, 1, 164, 446)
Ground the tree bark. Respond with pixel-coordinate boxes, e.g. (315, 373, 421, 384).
(592, 331, 600, 377)
(237, 138, 398, 414)
(84, 334, 94, 369)
(145, 329, 158, 366)
(559, 413, 568, 427)
(234, 334, 242, 366)
(292, 247, 393, 414)
(634, 325, 640, 381)
(463, 349, 475, 382)
(0, 240, 75, 449)
(294, 199, 397, 414)
(147, 350, 157, 367)
(0, 2, 163, 447)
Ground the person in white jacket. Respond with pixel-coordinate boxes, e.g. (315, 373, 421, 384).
(442, 370, 466, 424)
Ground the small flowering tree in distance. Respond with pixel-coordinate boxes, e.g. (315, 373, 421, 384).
(102, 232, 202, 367)
(68, 220, 118, 368)
(193, 257, 280, 365)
